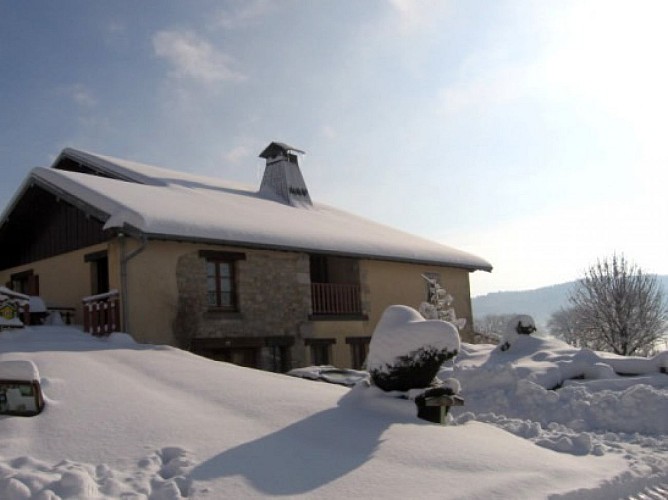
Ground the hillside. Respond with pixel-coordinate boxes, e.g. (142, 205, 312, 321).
(472, 275, 668, 330)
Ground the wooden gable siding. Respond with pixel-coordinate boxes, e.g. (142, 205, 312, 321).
(53, 157, 117, 179)
(0, 185, 108, 270)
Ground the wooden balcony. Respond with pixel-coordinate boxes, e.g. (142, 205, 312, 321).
(82, 289, 120, 336)
(311, 283, 363, 316)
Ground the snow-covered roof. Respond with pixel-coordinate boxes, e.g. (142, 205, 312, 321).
(10, 147, 492, 271)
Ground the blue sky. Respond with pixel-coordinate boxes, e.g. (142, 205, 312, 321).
(1, 0, 666, 296)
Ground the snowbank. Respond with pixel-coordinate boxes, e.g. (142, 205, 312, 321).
(0, 326, 665, 499)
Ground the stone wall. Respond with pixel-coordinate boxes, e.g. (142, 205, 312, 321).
(174, 247, 311, 367)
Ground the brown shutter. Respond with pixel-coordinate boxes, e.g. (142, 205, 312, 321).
(27, 274, 40, 295)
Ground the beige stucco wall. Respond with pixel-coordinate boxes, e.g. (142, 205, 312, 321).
(1, 235, 478, 367)
(0, 242, 113, 324)
(360, 260, 472, 340)
(306, 259, 476, 367)
(306, 320, 368, 367)
(119, 238, 183, 346)
(360, 259, 475, 342)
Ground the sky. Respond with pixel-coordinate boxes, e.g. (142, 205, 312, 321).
(1, 0, 667, 297)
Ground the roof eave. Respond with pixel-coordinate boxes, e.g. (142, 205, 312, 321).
(133, 231, 492, 272)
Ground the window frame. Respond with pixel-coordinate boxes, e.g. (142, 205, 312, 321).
(305, 338, 336, 366)
(9, 270, 39, 296)
(346, 336, 371, 370)
(199, 251, 245, 312)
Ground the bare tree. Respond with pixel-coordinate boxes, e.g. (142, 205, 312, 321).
(473, 314, 518, 344)
(547, 307, 581, 346)
(547, 306, 607, 351)
(568, 254, 668, 356)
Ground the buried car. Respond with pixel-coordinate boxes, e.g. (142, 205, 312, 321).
(0, 360, 45, 416)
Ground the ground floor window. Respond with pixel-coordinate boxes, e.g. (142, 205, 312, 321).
(9, 270, 39, 295)
(346, 336, 371, 370)
(305, 338, 336, 366)
(265, 337, 295, 373)
(190, 335, 295, 372)
(202, 346, 259, 368)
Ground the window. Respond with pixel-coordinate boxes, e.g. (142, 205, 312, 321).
(346, 336, 371, 370)
(199, 251, 245, 311)
(265, 337, 295, 373)
(305, 338, 336, 366)
(9, 270, 39, 296)
(267, 345, 291, 373)
(206, 260, 236, 309)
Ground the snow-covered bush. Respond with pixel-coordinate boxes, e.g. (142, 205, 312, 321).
(499, 314, 537, 352)
(367, 305, 460, 392)
(418, 274, 466, 330)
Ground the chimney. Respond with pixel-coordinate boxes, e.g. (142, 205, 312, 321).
(258, 142, 312, 207)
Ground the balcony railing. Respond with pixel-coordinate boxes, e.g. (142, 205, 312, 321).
(82, 289, 120, 336)
(311, 283, 362, 316)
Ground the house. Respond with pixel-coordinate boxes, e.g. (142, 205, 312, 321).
(0, 142, 492, 371)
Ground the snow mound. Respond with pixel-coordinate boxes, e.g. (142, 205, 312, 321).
(367, 305, 461, 391)
(367, 305, 460, 372)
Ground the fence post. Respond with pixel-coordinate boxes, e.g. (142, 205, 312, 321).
(82, 290, 120, 336)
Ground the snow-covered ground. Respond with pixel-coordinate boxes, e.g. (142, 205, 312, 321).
(0, 326, 666, 499)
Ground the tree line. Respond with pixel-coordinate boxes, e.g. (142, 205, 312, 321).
(475, 255, 668, 356)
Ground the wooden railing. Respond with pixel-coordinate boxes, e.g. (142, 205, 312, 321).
(311, 283, 362, 315)
(82, 290, 120, 336)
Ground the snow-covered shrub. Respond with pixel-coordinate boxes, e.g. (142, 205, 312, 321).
(367, 305, 460, 392)
(418, 275, 466, 330)
(499, 314, 537, 352)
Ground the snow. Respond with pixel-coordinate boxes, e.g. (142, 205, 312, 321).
(0, 287, 29, 303)
(0, 360, 39, 381)
(13, 150, 492, 271)
(1, 326, 666, 499)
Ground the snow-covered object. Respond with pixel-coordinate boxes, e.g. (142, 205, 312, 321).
(0, 287, 29, 303)
(499, 314, 537, 351)
(367, 305, 460, 391)
(288, 366, 369, 387)
(418, 275, 467, 329)
(509, 315, 537, 335)
(441, 377, 462, 395)
(28, 296, 47, 313)
(0, 287, 29, 328)
(0, 360, 40, 381)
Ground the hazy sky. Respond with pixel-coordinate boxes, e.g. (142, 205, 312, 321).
(1, 0, 666, 297)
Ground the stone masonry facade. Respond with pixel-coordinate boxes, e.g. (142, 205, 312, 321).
(174, 246, 312, 368)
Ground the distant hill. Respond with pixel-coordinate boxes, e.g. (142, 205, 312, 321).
(472, 275, 668, 331)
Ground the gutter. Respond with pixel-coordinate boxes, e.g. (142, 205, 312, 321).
(118, 229, 148, 334)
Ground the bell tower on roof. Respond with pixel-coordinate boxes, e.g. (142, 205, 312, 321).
(258, 142, 312, 207)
